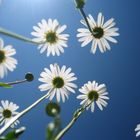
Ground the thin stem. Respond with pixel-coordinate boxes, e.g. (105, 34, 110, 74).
(0, 27, 41, 45)
(6, 79, 27, 86)
(54, 106, 85, 140)
(79, 8, 93, 34)
(54, 100, 93, 140)
(0, 89, 54, 135)
(0, 79, 27, 88)
(74, 1, 95, 36)
(0, 118, 4, 124)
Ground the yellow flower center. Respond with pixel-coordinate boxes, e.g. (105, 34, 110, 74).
(46, 32, 58, 44)
(0, 50, 5, 64)
(53, 77, 64, 88)
(3, 109, 12, 118)
(88, 90, 99, 101)
(93, 27, 104, 39)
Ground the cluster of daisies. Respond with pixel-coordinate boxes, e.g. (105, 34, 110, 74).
(31, 13, 119, 56)
(38, 63, 109, 113)
(0, 12, 139, 138)
(0, 63, 109, 128)
(0, 13, 119, 78)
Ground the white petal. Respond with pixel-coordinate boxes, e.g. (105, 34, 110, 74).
(97, 13, 102, 27)
(0, 38, 4, 48)
(91, 40, 98, 54)
(57, 25, 67, 34)
(91, 102, 95, 112)
(96, 101, 103, 110)
(81, 37, 92, 47)
(104, 36, 118, 43)
(103, 18, 114, 29)
(97, 40, 104, 53)
(56, 89, 61, 102)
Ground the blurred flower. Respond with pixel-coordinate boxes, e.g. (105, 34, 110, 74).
(46, 102, 61, 117)
(0, 38, 17, 78)
(77, 13, 119, 54)
(77, 81, 109, 112)
(31, 19, 69, 56)
(135, 124, 140, 137)
(39, 64, 77, 102)
(0, 100, 20, 128)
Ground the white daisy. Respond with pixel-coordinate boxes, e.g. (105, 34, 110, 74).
(39, 64, 77, 102)
(77, 81, 109, 112)
(0, 100, 20, 128)
(0, 38, 17, 78)
(135, 124, 140, 137)
(77, 12, 119, 54)
(31, 19, 69, 56)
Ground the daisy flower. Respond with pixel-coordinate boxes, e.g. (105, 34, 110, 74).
(77, 81, 109, 112)
(39, 64, 77, 102)
(135, 124, 140, 137)
(0, 38, 17, 78)
(77, 13, 119, 54)
(31, 19, 69, 56)
(0, 100, 20, 128)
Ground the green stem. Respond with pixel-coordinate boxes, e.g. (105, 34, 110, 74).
(0, 27, 41, 45)
(0, 89, 54, 135)
(79, 8, 93, 34)
(6, 79, 27, 86)
(54, 99, 94, 140)
(54, 107, 85, 140)
(74, 1, 95, 36)
(0, 118, 4, 124)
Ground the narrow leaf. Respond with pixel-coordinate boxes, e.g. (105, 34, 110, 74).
(0, 82, 12, 88)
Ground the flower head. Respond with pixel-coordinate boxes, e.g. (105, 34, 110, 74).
(31, 19, 69, 56)
(0, 100, 20, 128)
(135, 124, 140, 137)
(0, 38, 17, 78)
(77, 13, 119, 54)
(39, 64, 77, 102)
(77, 81, 109, 112)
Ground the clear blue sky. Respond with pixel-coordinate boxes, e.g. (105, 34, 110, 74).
(0, 0, 140, 140)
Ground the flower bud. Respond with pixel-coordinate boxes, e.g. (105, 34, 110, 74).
(45, 102, 60, 117)
(25, 73, 34, 82)
(75, 0, 85, 9)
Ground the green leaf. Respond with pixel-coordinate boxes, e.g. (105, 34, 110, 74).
(47, 125, 54, 140)
(0, 82, 12, 88)
(5, 131, 16, 140)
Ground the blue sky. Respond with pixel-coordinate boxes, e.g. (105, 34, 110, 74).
(0, 0, 140, 140)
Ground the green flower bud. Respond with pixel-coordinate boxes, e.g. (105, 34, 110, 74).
(75, 0, 85, 9)
(25, 73, 34, 82)
(45, 102, 61, 117)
